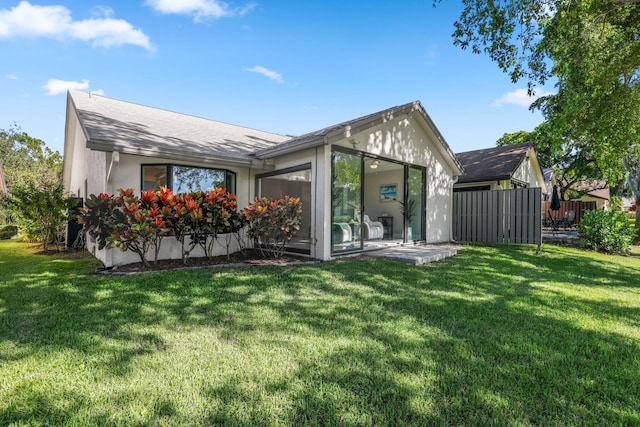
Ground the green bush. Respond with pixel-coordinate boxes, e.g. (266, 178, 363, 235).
(578, 210, 636, 254)
(0, 225, 18, 240)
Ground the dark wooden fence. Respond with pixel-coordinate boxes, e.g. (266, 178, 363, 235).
(453, 188, 542, 245)
(542, 200, 597, 225)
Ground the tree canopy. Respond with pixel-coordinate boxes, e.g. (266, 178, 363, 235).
(447, 0, 640, 212)
(0, 123, 62, 190)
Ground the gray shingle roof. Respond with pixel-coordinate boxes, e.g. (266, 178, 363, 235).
(455, 142, 533, 184)
(69, 91, 462, 174)
(69, 90, 292, 165)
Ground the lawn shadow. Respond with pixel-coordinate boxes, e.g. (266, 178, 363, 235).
(2, 244, 640, 425)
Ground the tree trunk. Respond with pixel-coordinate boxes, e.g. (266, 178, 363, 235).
(635, 197, 640, 245)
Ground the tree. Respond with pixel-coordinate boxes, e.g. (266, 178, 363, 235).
(0, 124, 68, 246)
(7, 181, 75, 251)
(446, 0, 640, 224)
(624, 145, 640, 232)
(497, 128, 605, 200)
(0, 124, 62, 189)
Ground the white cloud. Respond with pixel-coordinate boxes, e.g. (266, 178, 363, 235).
(493, 88, 554, 108)
(42, 78, 90, 96)
(90, 89, 105, 96)
(90, 5, 115, 18)
(246, 66, 284, 83)
(5, 73, 18, 80)
(0, 1, 153, 50)
(146, 0, 255, 22)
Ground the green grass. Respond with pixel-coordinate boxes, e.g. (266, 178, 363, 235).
(1, 240, 639, 426)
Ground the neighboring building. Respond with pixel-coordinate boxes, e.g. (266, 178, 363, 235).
(63, 90, 463, 267)
(622, 197, 635, 211)
(569, 179, 610, 210)
(453, 142, 547, 194)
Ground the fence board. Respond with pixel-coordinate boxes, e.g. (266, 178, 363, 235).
(453, 188, 542, 245)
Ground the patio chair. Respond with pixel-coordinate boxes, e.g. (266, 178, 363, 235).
(547, 210, 562, 233)
(542, 211, 553, 228)
(556, 210, 576, 230)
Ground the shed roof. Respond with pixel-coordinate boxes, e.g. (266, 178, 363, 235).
(455, 142, 534, 184)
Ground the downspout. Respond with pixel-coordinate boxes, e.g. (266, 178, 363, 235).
(105, 151, 119, 269)
(312, 146, 319, 258)
(106, 151, 120, 191)
(450, 175, 459, 243)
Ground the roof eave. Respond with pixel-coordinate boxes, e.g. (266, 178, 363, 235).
(457, 174, 513, 184)
(86, 139, 267, 169)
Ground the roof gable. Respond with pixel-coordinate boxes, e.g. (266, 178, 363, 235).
(255, 100, 463, 174)
(456, 142, 533, 184)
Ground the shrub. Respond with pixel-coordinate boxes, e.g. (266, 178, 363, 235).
(0, 225, 18, 240)
(79, 188, 302, 264)
(7, 181, 75, 251)
(78, 193, 123, 250)
(244, 196, 301, 258)
(108, 188, 166, 268)
(578, 210, 636, 254)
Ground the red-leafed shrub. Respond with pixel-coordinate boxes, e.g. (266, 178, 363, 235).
(244, 196, 301, 258)
(78, 187, 301, 265)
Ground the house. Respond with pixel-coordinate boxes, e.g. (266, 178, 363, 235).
(569, 179, 610, 210)
(453, 142, 547, 194)
(63, 90, 463, 267)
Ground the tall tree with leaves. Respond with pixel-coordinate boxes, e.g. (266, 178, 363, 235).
(0, 124, 67, 245)
(446, 0, 640, 223)
(0, 123, 62, 189)
(496, 127, 605, 201)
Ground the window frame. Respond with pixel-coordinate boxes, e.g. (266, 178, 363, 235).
(141, 163, 236, 194)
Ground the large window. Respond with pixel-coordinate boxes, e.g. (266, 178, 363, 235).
(142, 164, 236, 193)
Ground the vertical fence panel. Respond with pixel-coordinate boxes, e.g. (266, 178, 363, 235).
(453, 188, 542, 245)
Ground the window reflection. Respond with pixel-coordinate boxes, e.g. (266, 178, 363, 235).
(142, 164, 235, 193)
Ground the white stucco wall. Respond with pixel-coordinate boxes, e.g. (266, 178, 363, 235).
(512, 149, 546, 190)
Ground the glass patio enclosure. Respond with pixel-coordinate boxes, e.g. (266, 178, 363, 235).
(331, 147, 426, 254)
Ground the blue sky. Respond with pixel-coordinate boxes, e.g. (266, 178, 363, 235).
(0, 0, 553, 156)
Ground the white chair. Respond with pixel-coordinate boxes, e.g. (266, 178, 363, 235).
(363, 214, 384, 240)
(332, 223, 352, 244)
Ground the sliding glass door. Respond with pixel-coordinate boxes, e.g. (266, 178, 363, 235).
(406, 166, 426, 242)
(331, 151, 362, 253)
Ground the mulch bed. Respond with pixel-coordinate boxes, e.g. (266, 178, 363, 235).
(29, 243, 317, 274)
(101, 249, 317, 274)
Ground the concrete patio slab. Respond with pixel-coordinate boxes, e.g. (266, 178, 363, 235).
(369, 244, 458, 265)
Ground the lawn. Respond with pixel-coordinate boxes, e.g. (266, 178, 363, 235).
(1, 240, 639, 426)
